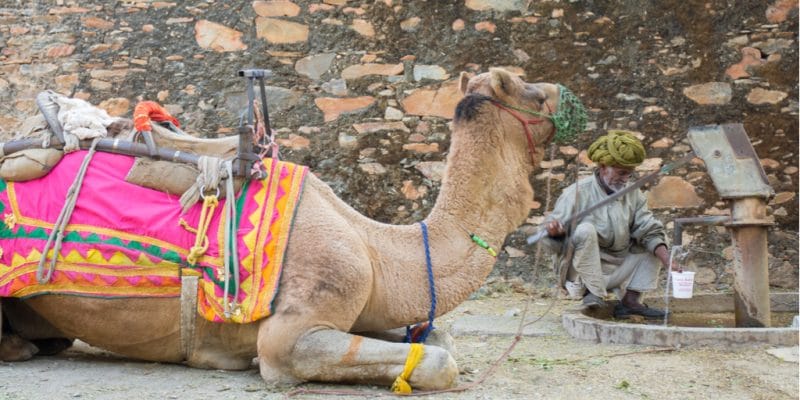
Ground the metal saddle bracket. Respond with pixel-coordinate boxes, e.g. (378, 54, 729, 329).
(235, 68, 274, 180)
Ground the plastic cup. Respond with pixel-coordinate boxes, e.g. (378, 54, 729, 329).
(671, 271, 695, 299)
(565, 280, 585, 299)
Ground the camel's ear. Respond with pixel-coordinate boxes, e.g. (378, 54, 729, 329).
(489, 67, 520, 102)
(459, 72, 471, 94)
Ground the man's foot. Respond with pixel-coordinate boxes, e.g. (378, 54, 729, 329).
(613, 303, 667, 320)
(582, 292, 606, 308)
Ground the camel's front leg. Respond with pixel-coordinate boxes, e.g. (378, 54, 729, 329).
(260, 327, 458, 390)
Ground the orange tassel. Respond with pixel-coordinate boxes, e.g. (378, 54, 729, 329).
(133, 101, 181, 132)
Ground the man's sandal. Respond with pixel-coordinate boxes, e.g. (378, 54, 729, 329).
(613, 303, 667, 320)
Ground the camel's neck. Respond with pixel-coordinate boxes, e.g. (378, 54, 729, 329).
(417, 118, 535, 314)
(428, 132, 533, 245)
(355, 112, 541, 332)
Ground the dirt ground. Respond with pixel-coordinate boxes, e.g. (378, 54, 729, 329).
(1, 291, 797, 400)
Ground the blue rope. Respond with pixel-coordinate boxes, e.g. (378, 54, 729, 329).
(404, 222, 437, 343)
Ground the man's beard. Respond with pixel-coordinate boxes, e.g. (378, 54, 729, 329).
(602, 176, 627, 192)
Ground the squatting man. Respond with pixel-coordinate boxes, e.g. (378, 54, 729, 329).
(543, 130, 676, 319)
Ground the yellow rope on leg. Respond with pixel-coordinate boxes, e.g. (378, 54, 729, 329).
(391, 343, 425, 394)
(179, 194, 218, 265)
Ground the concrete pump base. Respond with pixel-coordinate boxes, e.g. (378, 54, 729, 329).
(562, 292, 799, 347)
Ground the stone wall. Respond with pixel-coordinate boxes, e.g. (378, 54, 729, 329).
(0, 0, 797, 289)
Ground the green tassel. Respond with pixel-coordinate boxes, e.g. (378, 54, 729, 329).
(470, 233, 497, 257)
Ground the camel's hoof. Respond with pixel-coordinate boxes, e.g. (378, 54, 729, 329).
(0, 334, 39, 361)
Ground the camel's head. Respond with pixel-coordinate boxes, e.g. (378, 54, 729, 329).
(454, 68, 585, 165)
(458, 68, 554, 107)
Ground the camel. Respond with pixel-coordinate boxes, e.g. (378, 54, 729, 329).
(0, 68, 572, 390)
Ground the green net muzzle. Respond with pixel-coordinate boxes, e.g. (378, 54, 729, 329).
(550, 84, 587, 143)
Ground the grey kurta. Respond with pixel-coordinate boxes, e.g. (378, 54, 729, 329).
(544, 173, 668, 297)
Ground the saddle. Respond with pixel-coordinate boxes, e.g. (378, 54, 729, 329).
(0, 69, 274, 203)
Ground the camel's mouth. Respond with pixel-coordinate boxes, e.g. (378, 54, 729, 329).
(549, 84, 587, 143)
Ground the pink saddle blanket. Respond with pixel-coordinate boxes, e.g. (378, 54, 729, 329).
(0, 151, 308, 323)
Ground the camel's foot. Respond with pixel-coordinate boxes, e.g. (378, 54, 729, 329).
(31, 338, 73, 356)
(0, 334, 38, 361)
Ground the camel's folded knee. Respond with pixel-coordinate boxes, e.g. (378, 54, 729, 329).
(259, 357, 302, 387)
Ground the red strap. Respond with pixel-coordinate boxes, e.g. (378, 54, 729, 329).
(492, 102, 544, 165)
(133, 101, 181, 132)
(409, 322, 430, 343)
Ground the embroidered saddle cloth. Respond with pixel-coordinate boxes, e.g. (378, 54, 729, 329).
(0, 151, 307, 323)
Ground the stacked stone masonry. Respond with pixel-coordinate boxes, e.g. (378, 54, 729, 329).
(0, 0, 796, 289)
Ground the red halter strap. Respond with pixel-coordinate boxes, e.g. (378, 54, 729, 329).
(490, 101, 555, 166)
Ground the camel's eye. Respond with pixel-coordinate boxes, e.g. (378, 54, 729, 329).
(523, 85, 547, 106)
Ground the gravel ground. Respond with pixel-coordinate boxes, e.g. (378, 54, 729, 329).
(1, 292, 798, 400)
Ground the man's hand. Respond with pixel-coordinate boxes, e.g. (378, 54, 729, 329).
(654, 244, 681, 272)
(546, 220, 565, 237)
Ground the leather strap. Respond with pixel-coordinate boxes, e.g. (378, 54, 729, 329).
(180, 275, 198, 360)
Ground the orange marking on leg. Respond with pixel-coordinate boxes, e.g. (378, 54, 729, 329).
(340, 335, 363, 365)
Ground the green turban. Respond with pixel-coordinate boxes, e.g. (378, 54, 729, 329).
(587, 130, 646, 168)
